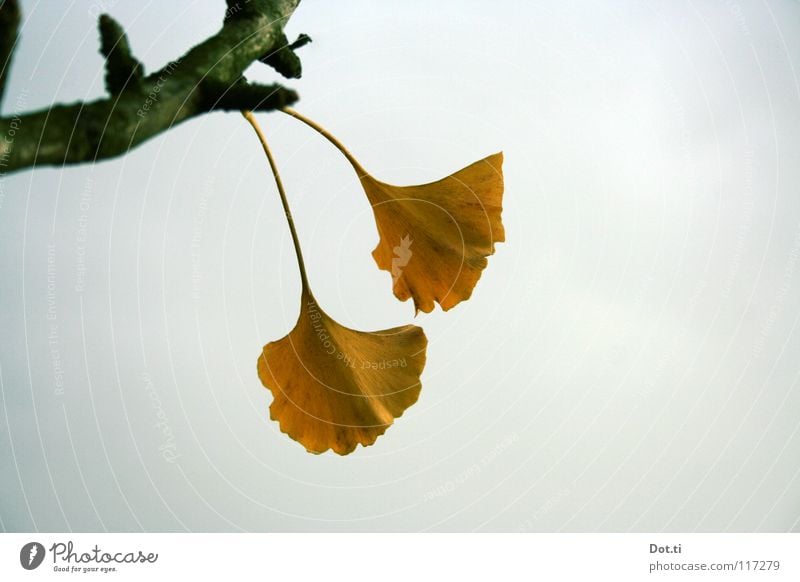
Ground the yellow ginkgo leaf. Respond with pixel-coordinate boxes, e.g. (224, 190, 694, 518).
(258, 289, 427, 455)
(363, 153, 504, 313)
(283, 108, 505, 313)
(243, 110, 428, 455)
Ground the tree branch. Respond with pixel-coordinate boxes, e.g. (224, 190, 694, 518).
(98, 14, 145, 94)
(259, 32, 311, 79)
(0, 0, 21, 107)
(0, 0, 304, 175)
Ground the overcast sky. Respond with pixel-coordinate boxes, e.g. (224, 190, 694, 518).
(1, 0, 799, 532)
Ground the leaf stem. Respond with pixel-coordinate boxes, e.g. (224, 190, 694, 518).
(281, 107, 368, 177)
(242, 110, 310, 292)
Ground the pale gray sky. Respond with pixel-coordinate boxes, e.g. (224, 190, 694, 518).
(1, 0, 799, 532)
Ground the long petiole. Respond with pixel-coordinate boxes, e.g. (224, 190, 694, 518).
(281, 107, 368, 177)
(242, 110, 310, 292)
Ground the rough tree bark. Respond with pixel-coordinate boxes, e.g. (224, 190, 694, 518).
(0, 0, 307, 175)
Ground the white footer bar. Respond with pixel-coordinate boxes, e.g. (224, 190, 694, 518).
(1, 533, 797, 581)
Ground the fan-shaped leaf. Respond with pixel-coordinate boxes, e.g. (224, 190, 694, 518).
(282, 109, 505, 313)
(363, 152, 505, 313)
(258, 290, 427, 455)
